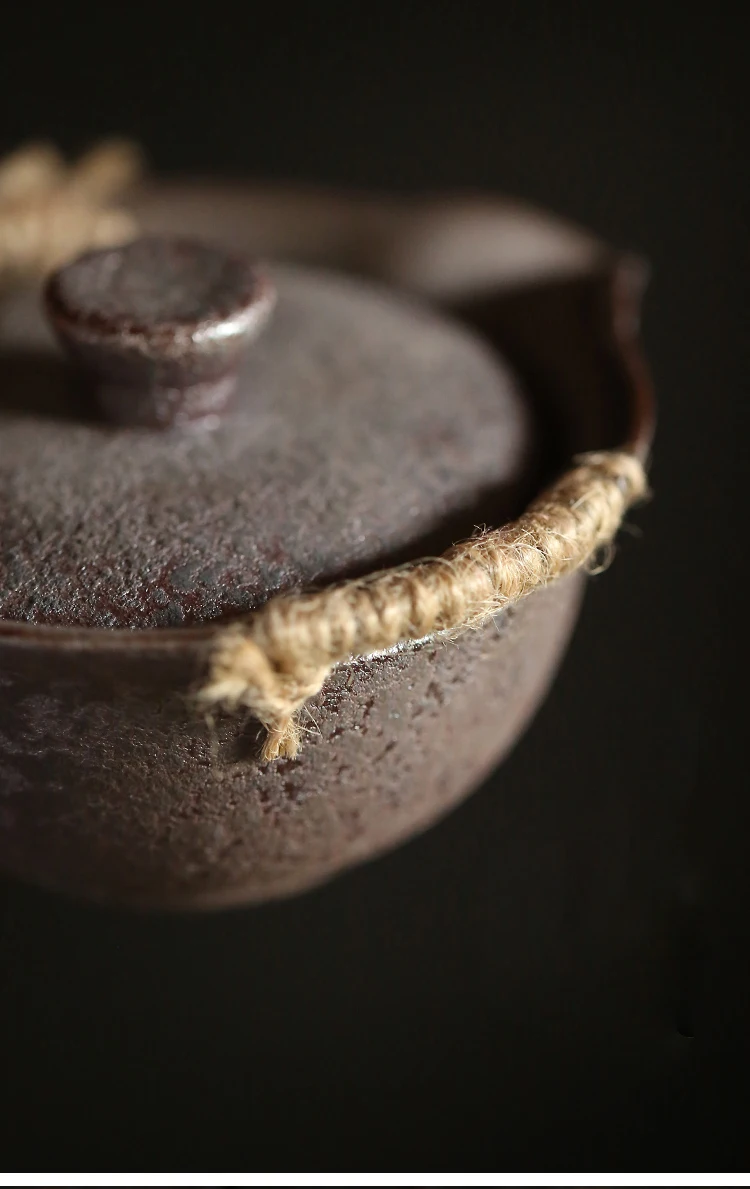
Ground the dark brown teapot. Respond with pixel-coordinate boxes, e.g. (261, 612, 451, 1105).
(0, 142, 653, 908)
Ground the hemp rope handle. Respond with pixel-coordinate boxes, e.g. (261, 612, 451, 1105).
(199, 450, 648, 760)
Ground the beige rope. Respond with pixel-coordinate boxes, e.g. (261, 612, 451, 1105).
(199, 450, 648, 760)
(0, 139, 141, 285)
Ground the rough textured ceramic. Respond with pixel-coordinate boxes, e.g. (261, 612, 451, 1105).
(0, 183, 653, 908)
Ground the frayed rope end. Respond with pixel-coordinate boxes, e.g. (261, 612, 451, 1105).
(196, 628, 317, 763)
(261, 716, 302, 762)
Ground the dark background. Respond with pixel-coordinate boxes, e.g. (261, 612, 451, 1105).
(1, 3, 747, 1172)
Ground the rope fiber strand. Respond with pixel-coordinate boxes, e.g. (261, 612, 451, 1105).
(199, 450, 648, 760)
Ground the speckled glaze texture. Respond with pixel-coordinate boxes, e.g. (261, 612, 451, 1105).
(0, 183, 653, 909)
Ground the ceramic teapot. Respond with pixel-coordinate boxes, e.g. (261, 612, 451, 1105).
(0, 142, 653, 908)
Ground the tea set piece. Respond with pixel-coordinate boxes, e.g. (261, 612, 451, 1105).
(0, 142, 652, 908)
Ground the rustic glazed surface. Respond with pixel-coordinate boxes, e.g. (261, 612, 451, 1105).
(0, 184, 653, 908)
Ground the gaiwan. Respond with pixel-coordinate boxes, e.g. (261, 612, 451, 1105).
(0, 141, 653, 909)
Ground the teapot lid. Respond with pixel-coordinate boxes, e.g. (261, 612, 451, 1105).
(0, 220, 535, 630)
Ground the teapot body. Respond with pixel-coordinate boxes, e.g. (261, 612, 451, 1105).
(0, 177, 652, 908)
(0, 579, 581, 907)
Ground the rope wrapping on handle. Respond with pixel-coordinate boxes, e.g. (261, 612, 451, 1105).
(199, 450, 648, 760)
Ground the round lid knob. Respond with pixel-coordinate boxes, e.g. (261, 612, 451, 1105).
(43, 235, 275, 428)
